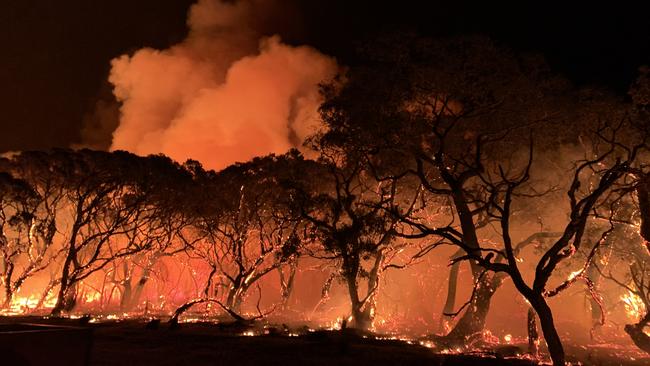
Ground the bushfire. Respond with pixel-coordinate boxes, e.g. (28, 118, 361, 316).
(1, 141, 650, 366)
(2, 10, 650, 365)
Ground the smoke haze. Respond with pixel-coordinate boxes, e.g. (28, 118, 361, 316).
(108, 0, 338, 169)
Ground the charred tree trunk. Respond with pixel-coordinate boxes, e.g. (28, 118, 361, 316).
(51, 248, 75, 316)
(52, 211, 82, 316)
(130, 268, 153, 309)
(527, 307, 539, 356)
(2, 263, 15, 308)
(637, 178, 650, 254)
(2, 290, 12, 309)
(341, 251, 373, 330)
(119, 276, 133, 311)
(625, 312, 650, 355)
(441, 186, 500, 343)
(37, 280, 57, 309)
(225, 287, 239, 312)
(120, 259, 157, 311)
(625, 325, 650, 355)
(225, 280, 247, 313)
(345, 272, 369, 330)
(444, 275, 498, 344)
(170, 298, 248, 325)
(278, 261, 297, 310)
(439, 250, 462, 333)
(586, 263, 603, 337)
(529, 295, 565, 366)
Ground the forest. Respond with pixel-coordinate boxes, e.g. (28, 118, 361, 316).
(2, 36, 650, 366)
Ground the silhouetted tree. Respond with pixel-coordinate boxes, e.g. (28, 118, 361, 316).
(286, 143, 419, 330)
(173, 152, 305, 319)
(318, 34, 567, 341)
(316, 34, 647, 364)
(0, 171, 58, 309)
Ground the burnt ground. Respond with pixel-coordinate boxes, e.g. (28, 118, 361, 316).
(1, 316, 648, 366)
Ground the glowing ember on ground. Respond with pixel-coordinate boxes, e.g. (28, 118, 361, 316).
(419, 340, 435, 348)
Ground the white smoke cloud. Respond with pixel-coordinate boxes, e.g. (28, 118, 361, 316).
(109, 0, 338, 170)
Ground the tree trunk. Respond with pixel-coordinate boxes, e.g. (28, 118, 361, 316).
(439, 250, 462, 333)
(225, 283, 245, 313)
(444, 275, 497, 344)
(527, 307, 539, 356)
(51, 251, 74, 316)
(119, 277, 133, 311)
(442, 188, 500, 343)
(37, 280, 57, 309)
(636, 179, 650, 251)
(2, 264, 14, 309)
(278, 261, 297, 310)
(625, 324, 650, 355)
(2, 281, 13, 309)
(586, 263, 603, 338)
(120, 264, 155, 311)
(344, 272, 371, 330)
(530, 296, 565, 366)
(625, 312, 650, 355)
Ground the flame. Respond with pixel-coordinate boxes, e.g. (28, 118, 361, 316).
(82, 291, 102, 304)
(567, 269, 583, 281)
(621, 291, 645, 321)
(0, 295, 57, 316)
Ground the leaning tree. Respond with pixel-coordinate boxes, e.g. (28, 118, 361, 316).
(10, 149, 184, 316)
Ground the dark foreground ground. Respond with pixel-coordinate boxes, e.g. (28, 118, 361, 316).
(1, 316, 648, 366)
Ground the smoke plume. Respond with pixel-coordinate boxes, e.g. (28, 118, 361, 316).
(108, 0, 338, 170)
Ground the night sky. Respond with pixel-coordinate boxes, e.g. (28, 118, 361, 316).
(1, 1, 649, 152)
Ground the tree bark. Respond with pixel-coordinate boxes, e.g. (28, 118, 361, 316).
(530, 296, 565, 366)
(444, 276, 497, 344)
(439, 251, 462, 333)
(278, 261, 297, 310)
(2, 281, 13, 309)
(2, 264, 15, 309)
(119, 277, 133, 311)
(51, 250, 75, 316)
(586, 263, 603, 338)
(625, 312, 650, 355)
(345, 272, 369, 329)
(527, 307, 539, 356)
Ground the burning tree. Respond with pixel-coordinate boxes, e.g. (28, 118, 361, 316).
(591, 69, 650, 353)
(317, 35, 569, 341)
(103, 154, 197, 312)
(171, 153, 306, 320)
(0, 150, 195, 315)
(285, 137, 421, 331)
(0, 171, 59, 310)
(0, 151, 69, 311)
(48, 150, 185, 315)
(594, 195, 650, 353)
(316, 34, 649, 365)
